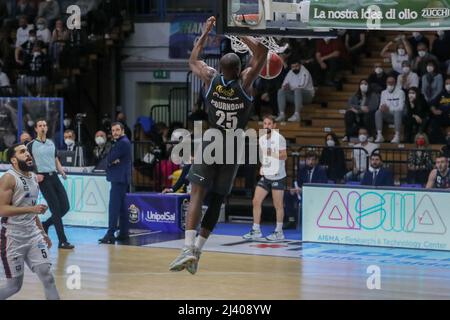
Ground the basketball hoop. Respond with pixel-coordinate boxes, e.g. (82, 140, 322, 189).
(225, 35, 287, 54)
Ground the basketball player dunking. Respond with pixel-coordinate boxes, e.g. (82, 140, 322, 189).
(0, 143, 60, 300)
(169, 16, 268, 274)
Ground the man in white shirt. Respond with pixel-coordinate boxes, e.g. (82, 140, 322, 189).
(36, 17, 52, 44)
(397, 60, 419, 91)
(243, 115, 287, 242)
(276, 61, 315, 122)
(15, 16, 34, 48)
(345, 127, 379, 182)
(375, 76, 405, 143)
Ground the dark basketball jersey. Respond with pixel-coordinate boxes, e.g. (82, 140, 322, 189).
(205, 75, 252, 131)
(435, 169, 450, 189)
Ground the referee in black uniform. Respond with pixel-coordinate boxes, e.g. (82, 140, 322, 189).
(27, 119, 74, 249)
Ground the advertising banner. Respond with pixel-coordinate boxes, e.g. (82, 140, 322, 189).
(303, 184, 450, 251)
(125, 193, 190, 233)
(305, 0, 450, 30)
(169, 15, 222, 59)
(0, 172, 109, 227)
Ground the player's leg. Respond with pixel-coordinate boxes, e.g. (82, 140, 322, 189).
(243, 183, 269, 240)
(34, 264, 60, 300)
(0, 237, 25, 300)
(169, 162, 210, 271)
(26, 235, 59, 300)
(266, 188, 286, 242)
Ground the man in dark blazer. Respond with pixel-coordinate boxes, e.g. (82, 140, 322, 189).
(361, 153, 394, 186)
(99, 122, 132, 244)
(284, 151, 328, 229)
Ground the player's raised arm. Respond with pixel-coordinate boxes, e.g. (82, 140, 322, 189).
(239, 36, 269, 94)
(0, 174, 47, 217)
(189, 16, 217, 87)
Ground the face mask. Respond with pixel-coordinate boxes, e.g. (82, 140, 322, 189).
(445, 84, 450, 92)
(437, 30, 445, 37)
(402, 66, 410, 74)
(292, 69, 300, 74)
(17, 159, 34, 172)
(359, 134, 368, 143)
(33, 51, 40, 57)
(64, 119, 71, 127)
(387, 85, 395, 92)
(418, 50, 427, 57)
(375, 67, 383, 75)
(413, 32, 421, 38)
(27, 120, 34, 127)
(65, 139, 74, 146)
(95, 136, 106, 146)
(37, 24, 45, 30)
(326, 140, 335, 147)
(408, 93, 416, 101)
(360, 84, 368, 93)
(427, 66, 434, 73)
(398, 48, 406, 56)
(324, 38, 331, 44)
(416, 138, 426, 146)
(29, 36, 36, 42)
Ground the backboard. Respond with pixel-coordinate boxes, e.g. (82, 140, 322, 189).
(217, 0, 336, 37)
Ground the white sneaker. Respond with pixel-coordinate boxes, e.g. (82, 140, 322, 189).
(375, 134, 385, 143)
(287, 113, 300, 122)
(243, 229, 264, 240)
(275, 113, 285, 122)
(391, 134, 400, 144)
(266, 231, 285, 242)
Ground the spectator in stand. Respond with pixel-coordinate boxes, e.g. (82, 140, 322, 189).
(36, 17, 51, 45)
(432, 31, 450, 68)
(38, 0, 60, 29)
(397, 60, 419, 91)
(380, 35, 413, 76)
(426, 155, 450, 189)
(0, 61, 11, 95)
(92, 130, 112, 169)
(20, 132, 32, 144)
(361, 153, 394, 187)
(441, 128, 450, 159)
(115, 112, 132, 140)
(252, 70, 286, 120)
(319, 132, 346, 183)
(290, 38, 318, 82)
(16, 0, 37, 22)
(16, 16, 34, 48)
(406, 133, 433, 186)
(403, 87, 430, 143)
(429, 77, 450, 144)
(50, 19, 69, 69)
(276, 60, 315, 122)
(315, 37, 347, 89)
(412, 42, 440, 77)
(15, 29, 36, 68)
(17, 41, 50, 96)
(63, 129, 76, 151)
(375, 76, 406, 144)
(368, 62, 388, 94)
(345, 127, 379, 182)
(421, 60, 443, 106)
(345, 29, 368, 65)
(408, 31, 430, 57)
(284, 151, 328, 229)
(343, 79, 379, 141)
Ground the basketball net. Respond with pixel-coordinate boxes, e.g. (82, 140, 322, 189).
(225, 35, 285, 55)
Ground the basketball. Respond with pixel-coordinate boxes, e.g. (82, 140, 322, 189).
(259, 52, 283, 80)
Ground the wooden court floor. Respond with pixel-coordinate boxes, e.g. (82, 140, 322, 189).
(7, 243, 450, 300)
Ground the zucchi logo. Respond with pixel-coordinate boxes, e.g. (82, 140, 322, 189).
(145, 211, 176, 223)
(422, 8, 450, 18)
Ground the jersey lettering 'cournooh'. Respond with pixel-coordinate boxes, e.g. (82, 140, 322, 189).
(206, 75, 252, 131)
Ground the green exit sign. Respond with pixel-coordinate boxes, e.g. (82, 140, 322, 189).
(153, 70, 170, 79)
